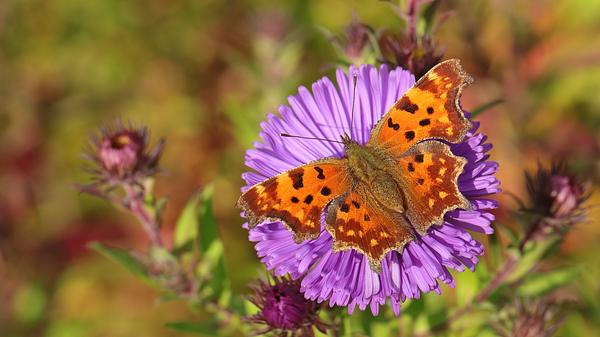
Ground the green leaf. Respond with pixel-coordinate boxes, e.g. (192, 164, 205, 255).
(88, 242, 150, 283)
(199, 184, 217, 253)
(244, 298, 259, 316)
(13, 283, 47, 324)
(421, 0, 441, 33)
(507, 237, 560, 283)
(154, 197, 168, 224)
(174, 191, 202, 250)
(403, 297, 425, 317)
(341, 312, 352, 337)
(165, 321, 218, 335)
(197, 240, 227, 297)
(455, 269, 480, 306)
(518, 267, 580, 297)
(470, 98, 503, 118)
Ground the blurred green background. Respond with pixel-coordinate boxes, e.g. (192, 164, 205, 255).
(0, 0, 599, 336)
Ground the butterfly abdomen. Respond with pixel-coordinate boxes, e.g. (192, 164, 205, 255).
(344, 142, 407, 214)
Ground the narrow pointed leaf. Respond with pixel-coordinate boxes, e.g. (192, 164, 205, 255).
(518, 267, 580, 297)
(174, 192, 201, 250)
(88, 242, 150, 283)
(470, 98, 503, 118)
(199, 184, 217, 253)
(165, 321, 218, 335)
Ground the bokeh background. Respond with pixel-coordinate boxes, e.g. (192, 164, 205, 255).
(1, 0, 599, 336)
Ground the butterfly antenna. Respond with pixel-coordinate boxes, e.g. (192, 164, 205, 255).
(349, 71, 358, 140)
(280, 133, 344, 145)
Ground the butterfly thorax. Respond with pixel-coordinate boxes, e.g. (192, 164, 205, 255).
(343, 138, 407, 214)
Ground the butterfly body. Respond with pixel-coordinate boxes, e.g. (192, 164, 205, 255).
(342, 137, 407, 214)
(239, 59, 474, 272)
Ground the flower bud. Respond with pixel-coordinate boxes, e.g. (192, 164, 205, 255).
(327, 16, 374, 65)
(525, 163, 587, 227)
(548, 175, 585, 218)
(508, 300, 565, 337)
(520, 163, 588, 250)
(98, 129, 145, 177)
(379, 31, 443, 79)
(247, 276, 327, 337)
(343, 18, 372, 62)
(87, 122, 164, 184)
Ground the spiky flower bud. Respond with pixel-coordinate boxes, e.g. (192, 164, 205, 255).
(342, 18, 373, 62)
(496, 299, 565, 337)
(519, 162, 588, 251)
(86, 122, 164, 185)
(247, 276, 327, 337)
(98, 129, 145, 177)
(378, 31, 443, 79)
(377, 0, 446, 78)
(327, 16, 374, 65)
(525, 163, 587, 231)
(548, 174, 585, 219)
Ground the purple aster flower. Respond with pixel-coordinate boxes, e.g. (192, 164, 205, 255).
(247, 276, 328, 337)
(242, 64, 500, 315)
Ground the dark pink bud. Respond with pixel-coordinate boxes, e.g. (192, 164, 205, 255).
(505, 300, 565, 337)
(85, 122, 164, 185)
(549, 175, 584, 218)
(247, 277, 327, 337)
(98, 130, 145, 177)
(343, 18, 372, 61)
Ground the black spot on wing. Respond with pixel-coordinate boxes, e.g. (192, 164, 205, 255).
(314, 166, 325, 179)
(396, 97, 419, 114)
(387, 117, 400, 130)
(289, 170, 304, 190)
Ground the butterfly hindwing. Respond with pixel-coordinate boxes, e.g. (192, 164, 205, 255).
(325, 190, 414, 271)
(238, 159, 350, 242)
(368, 59, 473, 154)
(393, 141, 470, 234)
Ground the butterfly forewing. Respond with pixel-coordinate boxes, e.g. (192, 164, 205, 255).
(238, 159, 351, 242)
(368, 59, 473, 154)
(393, 141, 470, 234)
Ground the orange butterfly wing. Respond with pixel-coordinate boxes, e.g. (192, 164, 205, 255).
(394, 141, 470, 234)
(325, 190, 414, 271)
(368, 59, 473, 154)
(238, 159, 351, 242)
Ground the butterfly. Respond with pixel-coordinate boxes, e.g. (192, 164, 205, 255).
(238, 59, 473, 272)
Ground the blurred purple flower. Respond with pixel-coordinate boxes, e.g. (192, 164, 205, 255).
(242, 64, 499, 315)
(247, 276, 327, 337)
